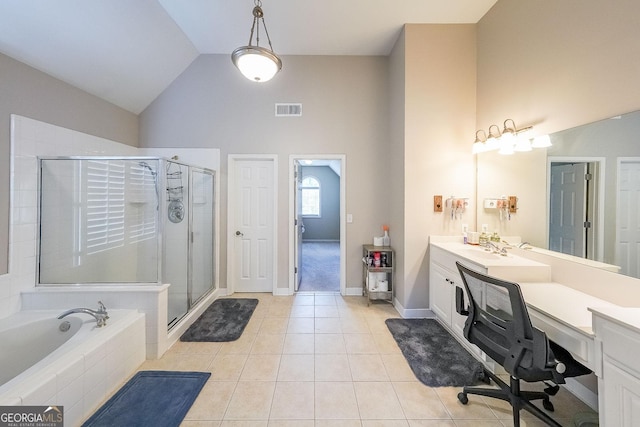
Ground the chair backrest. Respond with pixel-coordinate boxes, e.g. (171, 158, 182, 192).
(455, 261, 561, 382)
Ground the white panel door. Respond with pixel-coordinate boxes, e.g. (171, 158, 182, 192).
(549, 163, 587, 257)
(617, 160, 640, 278)
(232, 159, 274, 292)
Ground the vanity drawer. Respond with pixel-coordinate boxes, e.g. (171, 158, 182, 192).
(430, 246, 485, 275)
(529, 308, 595, 371)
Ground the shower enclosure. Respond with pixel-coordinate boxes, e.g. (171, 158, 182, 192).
(37, 157, 216, 329)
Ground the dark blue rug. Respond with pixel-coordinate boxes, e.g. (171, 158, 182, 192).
(82, 371, 210, 427)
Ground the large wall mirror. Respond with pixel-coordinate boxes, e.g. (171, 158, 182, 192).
(477, 110, 640, 279)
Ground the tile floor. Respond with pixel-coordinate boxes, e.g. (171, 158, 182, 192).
(136, 293, 597, 426)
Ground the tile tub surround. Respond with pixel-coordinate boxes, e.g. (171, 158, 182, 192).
(0, 309, 145, 427)
(21, 285, 169, 359)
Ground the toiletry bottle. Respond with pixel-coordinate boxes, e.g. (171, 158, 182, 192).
(479, 231, 488, 245)
(491, 231, 500, 243)
(382, 225, 390, 246)
(373, 252, 381, 267)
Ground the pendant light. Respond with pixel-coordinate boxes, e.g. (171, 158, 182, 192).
(231, 0, 282, 83)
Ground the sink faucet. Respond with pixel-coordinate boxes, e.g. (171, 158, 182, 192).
(484, 241, 509, 255)
(58, 301, 109, 327)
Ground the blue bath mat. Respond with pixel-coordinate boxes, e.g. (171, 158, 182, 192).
(82, 370, 210, 427)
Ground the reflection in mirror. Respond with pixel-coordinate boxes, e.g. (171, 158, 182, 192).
(477, 110, 640, 278)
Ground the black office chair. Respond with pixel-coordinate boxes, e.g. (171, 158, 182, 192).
(454, 261, 591, 427)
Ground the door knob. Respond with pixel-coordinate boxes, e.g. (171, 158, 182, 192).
(236, 231, 243, 236)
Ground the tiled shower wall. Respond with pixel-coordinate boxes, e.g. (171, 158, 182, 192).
(0, 115, 138, 317)
(0, 115, 220, 357)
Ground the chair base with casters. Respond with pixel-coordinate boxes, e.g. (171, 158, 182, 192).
(457, 368, 562, 427)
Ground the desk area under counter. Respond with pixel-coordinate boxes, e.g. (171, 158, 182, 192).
(429, 236, 640, 425)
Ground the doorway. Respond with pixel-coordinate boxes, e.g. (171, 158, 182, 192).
(548, 157, 604, 261)
(289, 155, 346, 294)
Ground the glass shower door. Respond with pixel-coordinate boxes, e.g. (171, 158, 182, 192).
(189, 168, 215, 304)
(165, 161, 189, 328)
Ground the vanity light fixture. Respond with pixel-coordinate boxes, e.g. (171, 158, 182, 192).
(473, 119, 543, 155)
(231, 0, 282, 83)
(472, 130, 488, 154)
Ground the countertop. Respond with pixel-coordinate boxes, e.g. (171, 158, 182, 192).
(520, 282, 617, 335)
(589, 306, 640, 334)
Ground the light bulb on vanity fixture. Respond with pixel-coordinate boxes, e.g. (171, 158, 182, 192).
(472, 130, 488, 154)
(485, 125, 502, 151)
(231, 0, 282, 83)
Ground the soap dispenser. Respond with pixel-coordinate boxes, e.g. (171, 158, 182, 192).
(479, 224, 489, 245)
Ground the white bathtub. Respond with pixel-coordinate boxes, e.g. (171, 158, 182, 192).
(0, 314, 84, 387)
(0, 309, 146, 427)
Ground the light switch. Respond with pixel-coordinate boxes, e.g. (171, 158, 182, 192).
(347, 213, 353, 223)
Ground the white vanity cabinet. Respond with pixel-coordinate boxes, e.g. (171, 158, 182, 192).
(592, 309, 640, 426)
(429, 240, 553, 367)
(429, 245, 485, 358)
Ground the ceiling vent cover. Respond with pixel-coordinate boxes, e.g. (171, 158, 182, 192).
(275, 103, 302, 117)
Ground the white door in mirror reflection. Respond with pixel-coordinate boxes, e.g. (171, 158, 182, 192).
(549, 163, 589, 258)
(617, 159, 640, 279)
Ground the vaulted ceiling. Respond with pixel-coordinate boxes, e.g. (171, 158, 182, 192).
(0, 0, 497, 114)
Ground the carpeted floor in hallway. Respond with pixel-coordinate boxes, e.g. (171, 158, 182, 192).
(299, 241, 340, 292)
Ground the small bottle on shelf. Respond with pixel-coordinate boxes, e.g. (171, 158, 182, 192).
(382, 225, 390, 246)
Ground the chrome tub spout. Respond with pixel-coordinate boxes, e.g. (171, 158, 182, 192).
(58, 301, 109, 327)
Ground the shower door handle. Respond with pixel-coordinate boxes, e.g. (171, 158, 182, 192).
(235, 231, 244, 237)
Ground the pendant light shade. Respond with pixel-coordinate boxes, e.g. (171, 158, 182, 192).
(231, 1, 282, 83)
(232, 46, 282, 82)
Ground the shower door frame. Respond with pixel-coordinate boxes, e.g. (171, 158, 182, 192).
(186, 165, 216, 309)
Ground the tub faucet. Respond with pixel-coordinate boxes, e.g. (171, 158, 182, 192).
(58, 301, 109, 327)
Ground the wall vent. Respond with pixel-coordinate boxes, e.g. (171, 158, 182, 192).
(275, 103, 302, 117)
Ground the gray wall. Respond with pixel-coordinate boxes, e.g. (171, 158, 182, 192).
(140, 54, 390, 291)
(0, 52, 138, 274)
(301, 166, 340, 241)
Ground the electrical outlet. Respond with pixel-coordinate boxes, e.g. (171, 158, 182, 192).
(434, 195, 443, 212)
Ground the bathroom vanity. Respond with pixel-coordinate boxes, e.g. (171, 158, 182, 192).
(429, 236, 640, 426)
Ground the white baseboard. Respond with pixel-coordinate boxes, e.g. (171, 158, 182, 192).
(345, 286, 363, 296)
(274, 287, 293, 296)
(393, 297, 434, 318)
